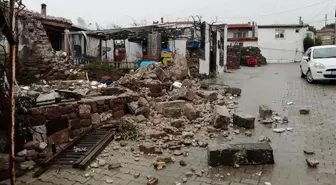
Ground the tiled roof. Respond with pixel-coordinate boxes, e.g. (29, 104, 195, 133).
(258, 24, 304, 28)
(228, 24, 252, 29)
(17, 9, 72, 25)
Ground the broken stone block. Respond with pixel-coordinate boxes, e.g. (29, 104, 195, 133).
(300, 108, 310, 115)
(149, 130, 167, 139)
(154, 67, 170, 82)
(306, 159, 319, 167)
(200, 81, 209, 89)
(135, 107, 150, 118)
(91, 113, 101, 125)
(173, 88, 198, 102)
(155, 100, 186, 118)
(198, 91, 218, 102)
(20, 160, 36, 170)
(272, 128, 286, 133)
(136, 115, 146, 122)
(170, 119, 185, 128)
(153, 161, 166, 170)
(183, 103, 199, 121)
(224, 87, 242, 96)
(303, 149, 315, 155)
(23, 141, 40, 150)
(233, 112, 255, 129)
(138, 97, 150, 107)
(259, 105, 273, 119)
(139, 142, 155, 154)
(213, 106, 231, 130)
(156, 156, 173, 163)
(127, 102, 139, 114)
(208, 143, 274, 167)
(182, 79, 192, 88)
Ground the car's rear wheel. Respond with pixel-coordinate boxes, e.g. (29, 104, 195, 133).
(306, 70, 314, 83)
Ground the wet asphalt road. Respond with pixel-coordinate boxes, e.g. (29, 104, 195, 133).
(212, 63, 336, 185)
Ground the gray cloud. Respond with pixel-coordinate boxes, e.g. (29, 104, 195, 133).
(24, 0, 336, 28)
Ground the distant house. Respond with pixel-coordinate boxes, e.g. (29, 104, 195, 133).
(316, 29, 335, 45)
(258, 24, 308, 63)
(227, 23, 258, 47)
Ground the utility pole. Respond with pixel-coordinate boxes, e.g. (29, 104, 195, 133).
(325, 14, 328, 27)
(9, 0, 17, 184)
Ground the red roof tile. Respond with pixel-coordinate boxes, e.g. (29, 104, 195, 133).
(228, 24, 252, 29)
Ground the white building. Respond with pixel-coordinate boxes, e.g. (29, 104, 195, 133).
(258, 24, 308, 63)
(227, 23, 258, 47)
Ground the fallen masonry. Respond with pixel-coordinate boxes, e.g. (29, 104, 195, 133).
(213, 105, 231, 130)
(208, 143, 274, 167)
(233, 112, 255, 129)
(259, 105, 273, 119)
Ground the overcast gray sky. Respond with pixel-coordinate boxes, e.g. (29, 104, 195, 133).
(23, 0, 336, 29)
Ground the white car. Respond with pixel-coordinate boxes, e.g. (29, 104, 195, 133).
(300, 45, 336, 83)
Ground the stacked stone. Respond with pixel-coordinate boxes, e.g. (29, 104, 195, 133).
(27, 94, 139, 145)
(240, 47, 267, 66)
(227, 46, 241, 69)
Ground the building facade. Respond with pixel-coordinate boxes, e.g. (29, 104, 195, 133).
(316, 29, 335, 45)
(258, 24, 308, 63)
(227, 23, 258, 47)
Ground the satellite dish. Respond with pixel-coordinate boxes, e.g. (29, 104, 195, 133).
(77, 17, 88, 29)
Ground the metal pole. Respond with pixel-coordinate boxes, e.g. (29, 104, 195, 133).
(9, 0, 16, 184)
(334, 6, 336, 45)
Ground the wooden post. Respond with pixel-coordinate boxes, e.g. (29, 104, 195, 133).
(9, 0, 17, 184)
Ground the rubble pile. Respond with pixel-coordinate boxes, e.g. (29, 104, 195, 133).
(17, 14, 82, 84)
(227, 46, 241, 69)
(240, 47, 267, 66)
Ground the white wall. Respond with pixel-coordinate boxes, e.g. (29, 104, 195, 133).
(258, 27, 307, 63)
(199, 23, 210, 75)
(223, 25, 228, 69)
(168, 39, 187, 56)
(125, 40, 142, 62)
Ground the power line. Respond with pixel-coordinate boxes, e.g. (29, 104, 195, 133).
(217, 0, 334, 19)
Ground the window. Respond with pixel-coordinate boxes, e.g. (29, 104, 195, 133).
(313, 47, 336, 59)
(275, 29, 285, 38)
(321, 35, 332, 41)
(233, 32, 247, 38)
(305, 49, 311, 57)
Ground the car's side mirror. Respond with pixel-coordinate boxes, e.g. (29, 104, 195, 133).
(303, 56, 310, 61)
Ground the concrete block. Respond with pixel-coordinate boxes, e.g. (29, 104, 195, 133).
(213, 105, 231, 129)
(233, 112, 255, 129)
(259, 105, 273, 119)
(208, 143, 274, 167)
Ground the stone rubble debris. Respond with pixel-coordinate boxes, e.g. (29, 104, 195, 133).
(303, 149, 315, 155)
(306, 159, 320, 167)
(299, 108, 310, 115)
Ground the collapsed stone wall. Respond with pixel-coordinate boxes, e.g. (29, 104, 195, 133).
(16, 15, 75, 84)
(26, 93, 139, 145)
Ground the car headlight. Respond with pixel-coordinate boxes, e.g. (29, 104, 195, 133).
(313, 63, 325, 69)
